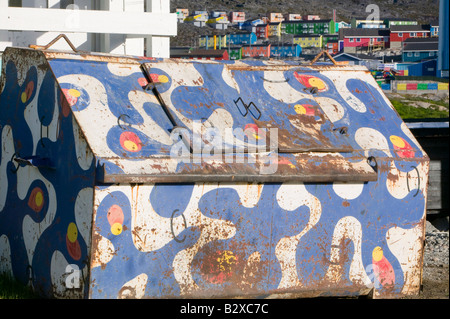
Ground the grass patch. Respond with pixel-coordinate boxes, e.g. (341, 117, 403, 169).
(389, 98, 449, 119)
(400, 95, 450, 109)
(0, 273, 39, 299)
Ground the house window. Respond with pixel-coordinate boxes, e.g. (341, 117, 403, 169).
(356, 38, 361, 42)
(429, 52, 435, 56)
(8, 0, 22, 6)
(410, 32, 416, 37)
(349, 38, 354, 42)
(407, 52, 413, 57)
(60, 0, 74, 8)
(414, 52, 420, 57)
(398, 33, 403, 37)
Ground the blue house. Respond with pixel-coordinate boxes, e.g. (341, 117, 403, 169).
(396, 60, 438, 77)
(408, 59, 438, 76)
(402, 38, 439, 63)
(429, 20, 439, 37)
(227, 32, 257, 45)
(239, 19, 264, 32)
(270, 43, 302, 58)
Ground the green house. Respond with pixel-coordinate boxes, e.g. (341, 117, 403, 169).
(227, 46, 243, 60)
(283, 19, 335, 35)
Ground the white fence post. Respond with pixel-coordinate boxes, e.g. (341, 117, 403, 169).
(145, 0, 171, 58)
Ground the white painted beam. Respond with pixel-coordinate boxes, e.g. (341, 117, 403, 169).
(0, 7, 177, 36)
(144, 0, 172, 58)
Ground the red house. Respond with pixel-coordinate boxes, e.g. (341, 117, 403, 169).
(242, 44, 271, 58)
(255, 24, 269, 39)
(340, 28, 390, 53)
(389, 25, 431, 49)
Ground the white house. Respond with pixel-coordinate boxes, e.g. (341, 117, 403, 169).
(0, 0, 177, 58)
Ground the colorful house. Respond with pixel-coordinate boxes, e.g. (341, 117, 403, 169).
(389, 25, 431, 49)
(184, 11, 208, 27)
(269, 13, 284, 23)
(340, 28, 390, 53)
(227, 32, 257, 45)
(228, 11, 245, 24)
(284, 14, 302, 21)
(206, 16, 230, 30)
(322, 34, 339, 46)
(293, 34, 323, 48)
(429, 20, 439, 37)
(402, 38, 439, 62)
(255, 24, 269, 39)
(383, 18, 418, 28)
(270, 43, 302, 58)
(283, 19, 335, 35)
(227, 46, 243, 60)
(241, 43, 271, 58)
(407, 59, 438, 76)
(241, 19, 264, 32)
(175, 9, 189, 23)
(351, 17, 384, 29)
(268, 22, 282, 37)
(332, 52, 382, 69)
(198, 35, 227, 49)
(326, 40, 340, 55)
(304, 15, 320, 20)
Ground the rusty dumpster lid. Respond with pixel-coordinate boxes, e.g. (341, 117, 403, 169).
(36, 50, 396, 183)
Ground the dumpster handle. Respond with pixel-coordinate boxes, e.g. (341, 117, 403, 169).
(367, 156, 378, 173)
(406, 166, 420, 197)
(10, 152, 20, 173)
(118, 114, 131, 130)
(170, 209, 187, 243)
(310, 50, 338, 66)
(29, 34, 80, 53)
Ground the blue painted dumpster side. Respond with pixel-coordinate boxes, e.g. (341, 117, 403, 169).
(0, 48, 430, 299)
(0, 49, 96, 298)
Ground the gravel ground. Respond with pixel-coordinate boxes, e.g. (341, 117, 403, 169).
(403, 215, 449, 299)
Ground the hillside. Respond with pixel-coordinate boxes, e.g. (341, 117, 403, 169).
(170, 0, 440, 46)
(170, 0, 439, 22)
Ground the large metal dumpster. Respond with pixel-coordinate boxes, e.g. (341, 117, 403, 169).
(0, 45, 429, 299)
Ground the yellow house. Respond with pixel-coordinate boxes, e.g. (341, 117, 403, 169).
(198, 35, 227, 49)
(293, 34, 323, 48)
(268, 22, 281, 37)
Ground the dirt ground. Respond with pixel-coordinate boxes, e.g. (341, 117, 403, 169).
(415, 265, 449, 299)
(402, 218, 449, 299)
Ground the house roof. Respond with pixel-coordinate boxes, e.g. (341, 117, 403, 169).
(340, 28, 390, 38)
(294, 33, 322, 38)
(390, 25, 430, 32)
(383, 17, 416, 21)
(403, 42, 439, 52)
(281, 19, 332, 24)
(429, 20, 440, 26)
(403, 37, 439, 44)
(333, 52, 381, 61)
(241, 44, 271, 48)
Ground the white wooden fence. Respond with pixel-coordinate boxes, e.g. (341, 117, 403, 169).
(0, 0, 177, 58)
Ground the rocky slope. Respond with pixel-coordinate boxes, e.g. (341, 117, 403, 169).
(170, 0, 440, 23)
